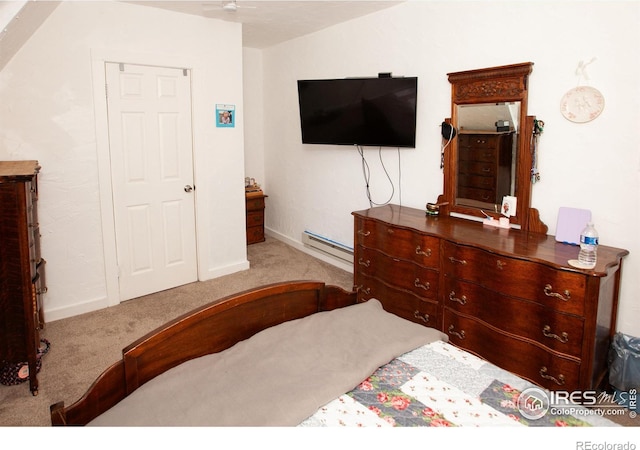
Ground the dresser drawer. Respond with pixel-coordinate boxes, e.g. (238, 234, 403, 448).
(458, 134, 500, 149)
(444, 310, 581, 391)
(458, 160, 497, 177)
(246, 226, 264, 244)
(456, 186, 496, 203)
(29, 228, 41, 281)
(356, 246, 438, 301)
(443, 242, 586, 315)
(354, 218, 439, 268)
(443, 277, 584, 357)
(457, 173, 496, 190)
(246, 210, 264, 227)
(357, 275, 439, 328)
(246, 196, 265, 211)
(458, 146, 498, 163)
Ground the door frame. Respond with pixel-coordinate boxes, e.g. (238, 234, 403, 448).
(91, 49, 201, 307)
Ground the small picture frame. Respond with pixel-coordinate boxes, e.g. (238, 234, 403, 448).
(501, 195, 517, 218)
(216, 104, 235, 128)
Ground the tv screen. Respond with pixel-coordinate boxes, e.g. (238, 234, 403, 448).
(297, 77, 418, 148)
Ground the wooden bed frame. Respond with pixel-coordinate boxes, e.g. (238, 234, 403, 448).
(50, 281, 357, 426)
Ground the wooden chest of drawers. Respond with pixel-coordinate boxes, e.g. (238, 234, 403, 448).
(245, 191, 267, 245)
(0, 161, 46, 395)
(353, 204, 628, 392)
(457, 132, 513, 204)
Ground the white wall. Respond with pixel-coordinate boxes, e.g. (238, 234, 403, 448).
(1, 0, 637, 336)
(249, 1, 640, 336)
(243, 47, 265, 188)
(0, 1, 249, 321)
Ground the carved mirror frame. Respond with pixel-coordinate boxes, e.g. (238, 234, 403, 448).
(438, 62, 547, 233)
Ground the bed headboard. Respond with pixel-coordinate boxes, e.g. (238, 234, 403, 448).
(51, 281, 357, 425)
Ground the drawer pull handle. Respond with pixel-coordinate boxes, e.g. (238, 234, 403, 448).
(448, 325, 466, 340)
(543, 284, 571, 301)
(539, 366, 565, 386)
(496, 260, 506, 270)
(413, 311, 430, 323)
(386, 228, 394, 234)
(353, 285, 370, 295)
(37, 287, 48, 295)
(448, 257, 467, 265)
(448, 291, 467, 305)
(414, 279, 430, 291)
(415, 246, 432, 257)
(357, 230, 371, 237)
(542, 325, 568, 343)
(358, 258, 370, 268)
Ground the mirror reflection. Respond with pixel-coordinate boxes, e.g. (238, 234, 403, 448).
(456, 102, 520, 211)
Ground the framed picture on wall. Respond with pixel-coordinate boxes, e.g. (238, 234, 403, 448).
(216, 104, 235, 128)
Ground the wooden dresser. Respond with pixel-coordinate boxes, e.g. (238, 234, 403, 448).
(353, 204, 628, 392)
(0, 160, 46, 395)
(457, 131, 513, 204)
(245, 190, 267, 245)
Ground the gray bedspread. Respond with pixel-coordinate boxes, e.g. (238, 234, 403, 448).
(88, 299, 447, 426)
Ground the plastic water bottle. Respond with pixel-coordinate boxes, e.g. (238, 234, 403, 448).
(578, 222, 598, 268)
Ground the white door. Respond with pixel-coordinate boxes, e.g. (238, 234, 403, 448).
(105, 62, 197, 301)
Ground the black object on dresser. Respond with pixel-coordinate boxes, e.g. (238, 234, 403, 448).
(353, 204, 629, 392)
(0, 160, 46, 395)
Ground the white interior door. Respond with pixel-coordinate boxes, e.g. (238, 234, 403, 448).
(106, 62, 197, 301)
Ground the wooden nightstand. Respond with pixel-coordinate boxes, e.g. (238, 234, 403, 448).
(245, 190, 267, 244)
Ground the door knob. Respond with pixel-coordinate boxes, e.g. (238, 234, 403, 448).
(184, 185, 194, 193)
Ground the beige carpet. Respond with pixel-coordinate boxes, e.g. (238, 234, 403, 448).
(0, 236, 353, 426)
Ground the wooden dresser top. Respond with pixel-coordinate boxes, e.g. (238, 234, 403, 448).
(353, 204, 629, 276)
(0, 161, 40, 181)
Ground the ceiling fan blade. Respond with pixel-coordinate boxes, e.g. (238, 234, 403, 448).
(233, 4, 258, 10)
(202, 1, 256, 12)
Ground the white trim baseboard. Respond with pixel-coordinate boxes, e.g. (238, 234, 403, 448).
(265, 228, 353, 274)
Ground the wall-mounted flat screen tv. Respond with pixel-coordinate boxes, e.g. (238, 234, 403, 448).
(297, 77, 418, 148)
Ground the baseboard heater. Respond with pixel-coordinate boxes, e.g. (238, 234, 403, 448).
(301, 231, 354, 265)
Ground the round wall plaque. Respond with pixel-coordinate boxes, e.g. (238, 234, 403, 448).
(560, 86, 605, 123)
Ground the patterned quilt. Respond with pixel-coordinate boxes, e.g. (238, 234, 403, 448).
(300, 341, 617, 427)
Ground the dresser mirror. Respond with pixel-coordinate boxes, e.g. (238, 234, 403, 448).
(456, 102, 519, 208)
(439, 62, 547, 233)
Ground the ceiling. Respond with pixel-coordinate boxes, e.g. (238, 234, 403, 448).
(0, 1, 404, 72)
(128, 1, 405, 49)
